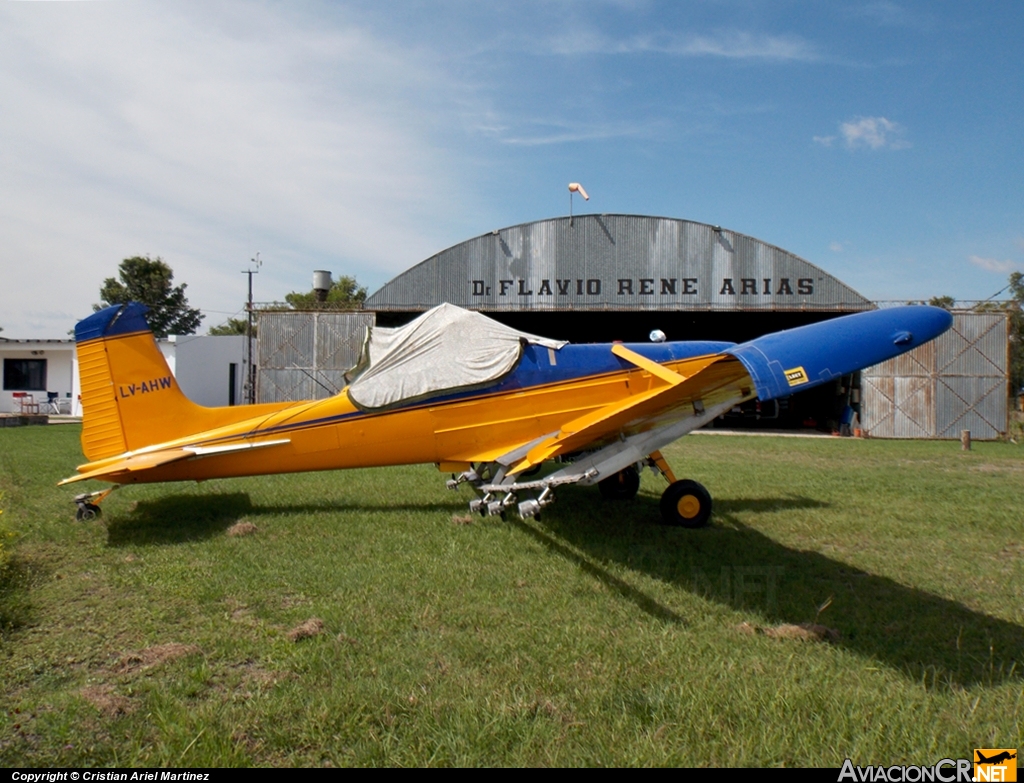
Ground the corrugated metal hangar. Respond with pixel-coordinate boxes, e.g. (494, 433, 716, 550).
(862, 311, 1009, 440)
(362, 214, 874, 430)
(257, 214, 1009, 437)
(366, 214, 873, 343)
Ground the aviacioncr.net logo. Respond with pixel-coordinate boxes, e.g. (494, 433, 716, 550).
(838, 758, 973, 782)
(974, 749, 1017, 782)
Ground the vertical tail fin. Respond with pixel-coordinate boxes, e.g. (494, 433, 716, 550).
(75, 303, 210, 460)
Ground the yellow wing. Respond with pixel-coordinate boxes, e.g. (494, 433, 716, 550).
(507, 348, 753, 475)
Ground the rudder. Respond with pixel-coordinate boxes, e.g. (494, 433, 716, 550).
(75, 303, 208, 460)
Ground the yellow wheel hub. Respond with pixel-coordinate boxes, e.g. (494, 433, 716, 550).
(677, 494, 701, 519)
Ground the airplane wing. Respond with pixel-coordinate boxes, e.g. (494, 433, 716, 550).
(504, 347, 753, 475)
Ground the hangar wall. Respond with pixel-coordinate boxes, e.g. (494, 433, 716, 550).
(366, 215, 873, 316)
(861, 311, 1009, 439)
(256, 310, 374, 403)
(256, 215, 1010, 439)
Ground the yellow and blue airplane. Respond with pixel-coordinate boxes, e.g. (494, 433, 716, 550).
(61, 301, 952, 526)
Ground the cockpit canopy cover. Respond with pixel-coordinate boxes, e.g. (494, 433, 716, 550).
(347, 303, 567, 410)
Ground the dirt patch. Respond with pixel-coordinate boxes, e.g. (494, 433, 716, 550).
(231, 607, 255, 623)
(115, 643, 202, 673)
(451, 514, 475, 525)
(996, 543, 1024, 560)
(227, 521, 258, 537)
(232, 660, 292, 690)
(969, 463, 1024, 473)
(736, 621, 839, 642)
(287, 618, 324, 641)
(80, 685, 134, 716)
(766, 623, 840, 641)
(231, 729, 265, 755)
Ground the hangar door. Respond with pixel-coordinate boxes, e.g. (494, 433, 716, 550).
(861, 311, 1009, 439)
(256, 311, 374, 403)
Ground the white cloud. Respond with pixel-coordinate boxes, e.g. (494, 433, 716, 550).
(0, 2, 481, 336)
(853, 2, 934, 30)
(829, 242, 844, 252)
(543, 29, 818, 61)
(674, 31, 817, 61)
(969, 255, 1015, 274)
(813, 135, 835, 147)
(839, 116, 910, 150)
(491, 119, 653, 147)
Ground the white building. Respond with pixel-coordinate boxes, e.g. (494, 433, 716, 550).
(158, 334, 245, 408)
(0, 334, 245, 414)
(0, 338, 79, 414)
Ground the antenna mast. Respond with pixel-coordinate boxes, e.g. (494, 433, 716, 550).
(243, 253, 262, 404)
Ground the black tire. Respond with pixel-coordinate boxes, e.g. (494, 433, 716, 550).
(598, 465, 641, 500)
(76, 503, 101, 522)
(659, 480, 712, 528)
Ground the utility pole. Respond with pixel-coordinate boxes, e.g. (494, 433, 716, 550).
(243, 253, 261, 404)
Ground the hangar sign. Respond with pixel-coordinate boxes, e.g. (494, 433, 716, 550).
(469, 276, 817, 298)
(366, 215, 872, 313)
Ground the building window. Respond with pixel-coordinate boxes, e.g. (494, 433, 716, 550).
(3, 359, 47, 391)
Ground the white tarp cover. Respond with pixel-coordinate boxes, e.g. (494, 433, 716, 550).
(347, 303, 566, 410)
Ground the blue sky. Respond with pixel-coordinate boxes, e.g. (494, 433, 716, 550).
(1, 1, 1021, 336)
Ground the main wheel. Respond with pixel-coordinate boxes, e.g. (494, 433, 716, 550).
(659, 480, 712, 528)
(75, 503, 101, 522)
(598, 465, 641, 500)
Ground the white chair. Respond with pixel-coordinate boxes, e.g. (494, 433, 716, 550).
(12, 392, 39, 414)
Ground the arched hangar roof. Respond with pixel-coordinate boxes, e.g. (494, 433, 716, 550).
(365, 215, 873, 314)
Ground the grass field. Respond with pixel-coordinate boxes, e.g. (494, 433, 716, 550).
(1, 424, 1021, 766)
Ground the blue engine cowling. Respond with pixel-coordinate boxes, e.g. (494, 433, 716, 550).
(724, 305, 953, 402)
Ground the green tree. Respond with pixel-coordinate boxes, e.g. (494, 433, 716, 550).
(284, 275, 367, 309)
(928, 295, 955, 309)
(96, 256, 203, 337)
(972, 273, 1024, 393)
(208, 317, 249, 336)
(1007, 272, 1024, 393)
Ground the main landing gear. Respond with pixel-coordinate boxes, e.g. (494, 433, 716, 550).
(659, 479, 712, 528)
(447, 449, 714, 527)
(73, 487, 118, 521)
(598, 451, 712, 527)
(598, 464, 641, 500)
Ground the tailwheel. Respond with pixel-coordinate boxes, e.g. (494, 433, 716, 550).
(73, 487, 117, 522)
(598, 465, 640, 500)
(659, 480, 712, 528)
(75, 503, 101, 522)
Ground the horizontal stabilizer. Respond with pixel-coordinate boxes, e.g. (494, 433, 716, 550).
(59, 439, 291, 485)
(184, 439, 291, 457)
(59, 449, 193, 485)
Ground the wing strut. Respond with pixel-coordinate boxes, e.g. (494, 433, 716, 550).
(648, 450, 677, 484)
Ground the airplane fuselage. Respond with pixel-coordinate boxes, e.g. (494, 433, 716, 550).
(86, 340, 745, 484)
